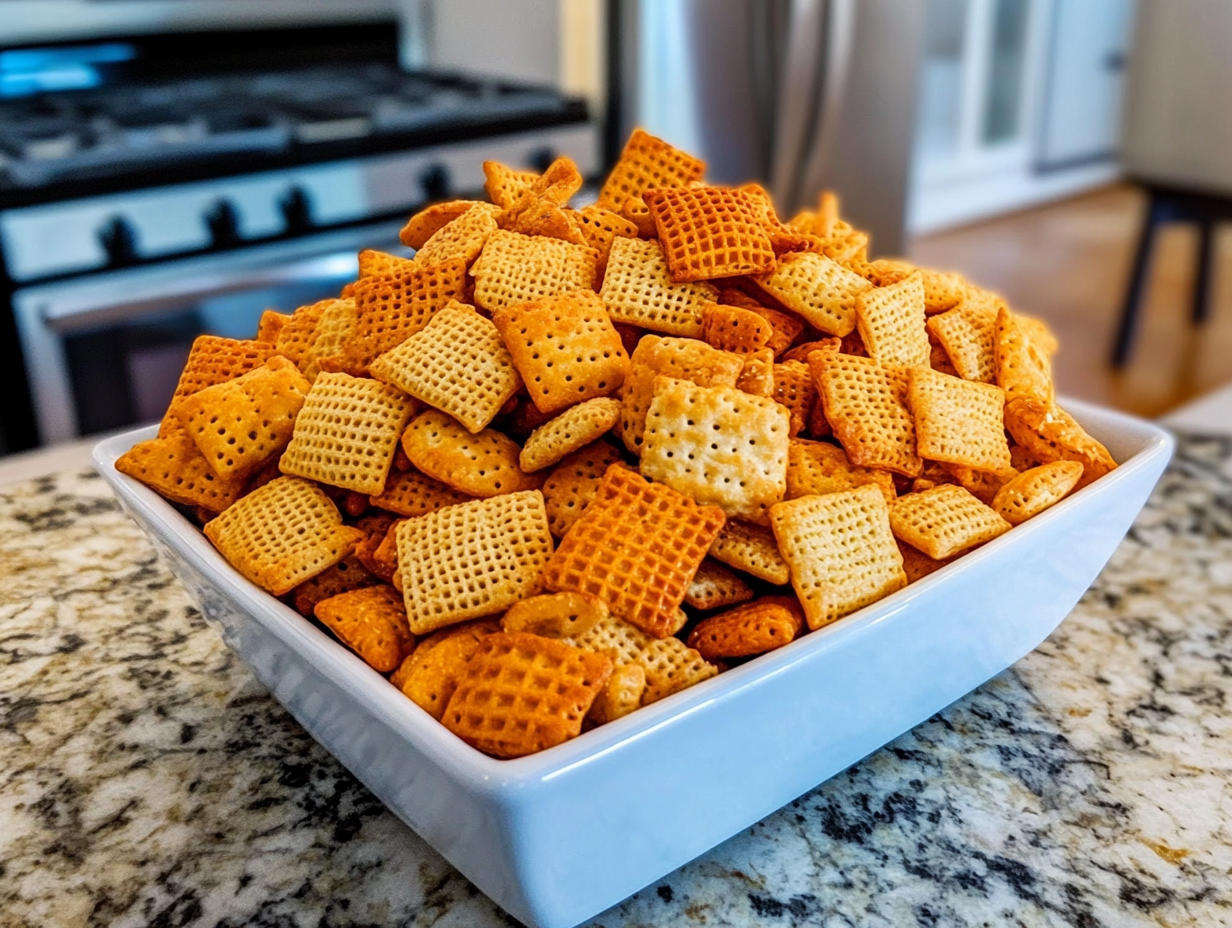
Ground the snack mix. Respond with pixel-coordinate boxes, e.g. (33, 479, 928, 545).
(118, 129, 1117, 759)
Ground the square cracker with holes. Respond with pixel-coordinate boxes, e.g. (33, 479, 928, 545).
(280, 372, 415, 495)
(470, 230, 596, 314)
(600, 237, 718, 338)
(769, 483, 907, 630)
(754, 251, 872, 337)
(542, 464, 725, 638)
(369, 301, 521, 434)
(491, 290, 629, 415)
(908, 366, 1011, 473)
(640, 376, 790, 524)
(204, 476, 365, 596)
(397, 490, 555, 636)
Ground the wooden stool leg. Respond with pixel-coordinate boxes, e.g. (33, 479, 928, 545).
(1111, 193, 1163, 368)
(1192, 215, 1215, 325)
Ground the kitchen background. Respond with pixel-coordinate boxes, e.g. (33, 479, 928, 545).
(0, 0, 1228, 458)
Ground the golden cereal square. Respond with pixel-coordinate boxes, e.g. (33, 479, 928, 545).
(413, 202, 500, 267)
(368, 468, 473, 518)
(315, 585, 414, 673)
(889, 484, 1012, 560)
(300, 297, 359, 383)
(926, 299, 999, 383)
(995, 305, 1055, 405)
(470, 230, 596, 314)
(707, 519, 791, 585)
(855, 271, 931, 368)
(204, 476, 365, 596)
(643, 185, 777, 282)
(812, 351, 923, 477)
(368, 301, 521, 434)
(596, 128, 706, 214)
(702, 303, 774, 354)
(753, 251, 872, 337)
(640, 377, 790, 524)
(541, 440, 625, 538)
(160, 335, 278, 433)
(400, 200, 479, 249)
(786, 439, 897, 504)
(600, 237, 718, 338)
(541, 464, 726, 638)
(491, 290, 629, 414)
(279, 372, 415, 495)
(442, 631, 612, 757)
(636, 637, 720, 705)
(577, 205, 640, 279)
(769, 484, 907, 630)
(908, 366, 1011, 473)
(683, 559, 754, 611)
(116, 424, 246, 513)
(396, 491, 555, 635)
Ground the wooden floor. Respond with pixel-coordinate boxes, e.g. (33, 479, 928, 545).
(908, 184, 1232, 418)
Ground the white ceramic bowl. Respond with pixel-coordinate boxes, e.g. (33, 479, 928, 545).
(94, 398, 1173, 928)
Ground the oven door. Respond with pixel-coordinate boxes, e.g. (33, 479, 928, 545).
(12, 220, 403, 443)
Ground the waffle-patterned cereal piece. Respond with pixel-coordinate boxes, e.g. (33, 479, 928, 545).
(771, 360, 816, 438)
(600, 237, 718, 338)
(898, 541, 951, 584)
(701, 303, 773, 354)
(368, 468, 472, 517)
(754, 251, 872, 337)
(400, 200, 479, 249)
(641, 377, 789, 523)
(542, 464, 725, 637)
(519, 398, 621, 473)
(992, 460, 1083, 525)
(636, 637, 719, 705)
(483, 162, 540, 209)
(116, 423, 246, 513)
(397, 490, 554, 635)
(279, 372, 415, 495)
(500, 591, 608, 639)
(769, 484, 907, 630)
(619, 335, 744, 454)
(866, 259, 966, 314)
(908, 367, 1011, 473)
(811, 352, 923, 477)
(491, 290, 629, 414)
(395, 620, 501, 720)
(686, 595, 803, 660)
(683, 559, 754, 611)
(737, 348, 775, 397)
(256, 310, 290, 344)
(926, 296, 998, 384)
(288, 555, 375, 617)
(707, 520, 790, 585)
(596, 128, 706, 215)
(942, 462, 1009, 505)
(855, 272, 931, 369)
(204, 476, 364, 596)
(587, 662, 646, 725)
(643, 185, 777, 282)
(160, 335, 277, 433)
(275, 300, 331, 369)
(561, 612, 654, 667)
(1003, 396, 1116, 490)
(326, 258, 469, 375)
(786, 439, 897, 504)
(369, 301, 521, 434)
(300, 297, 358, 382)
(442, 631, 612, 758)
(576, 205, 640, 280)
(401, 409, 540, 498)
(180, 356, 311, 481)
(358, 249, 417, 278)
(412, 202, 501, 267)
(741, 303, 807, 357)
(470, 230, 596, 314)
(889, 485, 1011, 560)
(995, 305, 1054, 404)
(315, 585, 414, 673)
(541, 441, 624, 537)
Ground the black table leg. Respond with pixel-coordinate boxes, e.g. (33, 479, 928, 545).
(1111, 193, 1162, 368)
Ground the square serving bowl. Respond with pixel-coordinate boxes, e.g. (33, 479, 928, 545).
(94, 398, 1173, 928)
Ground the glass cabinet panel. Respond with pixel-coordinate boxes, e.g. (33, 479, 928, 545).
(982, 0, 1031, 144)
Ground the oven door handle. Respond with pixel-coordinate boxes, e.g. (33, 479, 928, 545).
(35, 250, 361, 333)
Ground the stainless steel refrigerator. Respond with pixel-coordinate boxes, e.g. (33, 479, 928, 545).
(605, 0, 925, 257)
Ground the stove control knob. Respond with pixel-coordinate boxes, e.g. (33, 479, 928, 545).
(98, 216, 138, 267)
(528, 146, 557, 172)
(418, 163, 451, 202)
(279, 186, 314, 235)
(205, 199, 241, 249)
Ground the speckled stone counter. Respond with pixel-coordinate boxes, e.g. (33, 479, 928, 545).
(2, 434, 1230, 928)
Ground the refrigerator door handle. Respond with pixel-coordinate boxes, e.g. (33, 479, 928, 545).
(795, 0, 857, 211)
(767, 0, 827, 209)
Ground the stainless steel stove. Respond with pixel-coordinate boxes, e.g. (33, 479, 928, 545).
(0, 24, 597, 451)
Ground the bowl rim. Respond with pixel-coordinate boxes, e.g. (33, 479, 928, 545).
(93, 396, 1174, 793)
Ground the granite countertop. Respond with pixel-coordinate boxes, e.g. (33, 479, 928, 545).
(1, 433, 1230, 928)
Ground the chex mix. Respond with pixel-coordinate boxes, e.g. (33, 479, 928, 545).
(119, 130, 1116, 759)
